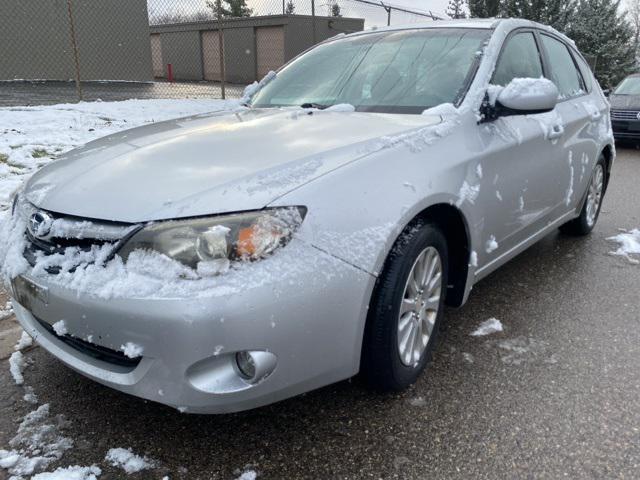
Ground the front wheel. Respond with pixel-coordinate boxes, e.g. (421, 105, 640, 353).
(560, 155, 606, 236)
(361, 222, 448, 391)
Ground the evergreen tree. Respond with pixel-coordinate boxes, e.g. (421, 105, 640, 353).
(565, 0, 635, 87)
(446, 0, 468, 19)
(331, 3, 342, 17)
(468, 0, 500, 17)
(285, 0, 295, 14)
(501, 0, 575, 30)
(206, 0, 252, 19)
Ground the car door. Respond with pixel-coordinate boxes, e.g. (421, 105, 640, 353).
(474, 30, 566, 266)
(537, 32, 598, 215)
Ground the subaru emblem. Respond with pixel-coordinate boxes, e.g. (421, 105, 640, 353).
(28, 210, 53, 239)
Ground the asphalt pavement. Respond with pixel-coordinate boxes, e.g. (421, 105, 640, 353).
(1, 145, 639, 480)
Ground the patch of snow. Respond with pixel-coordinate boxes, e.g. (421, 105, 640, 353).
(462, 352, 475, 364)
(120, 342, 144, 359)
(403, 181, 416, 192)
(495, 190, 502, 201)
(476, 164, 483, 179)
(242, 70, 276, 102)
(237, 470, 258, 480)
(469, 250, 478, 267)
(23, 386, 39, 404)
(496, 77, 558, 107)
(52, 320, 67, 336)
(14, 331, 33, 351)
(485, 235, 498, 253)
(325, 103, 355, 112)
(421, 102, 459, 116)
(408, 397, 427, 407)
(31, 465, 102, 480)
(471, 318, 503, 337)
(608, 229, 640, 264)
(104, 447, 155, 474)
(0, 404, 73, 477)
(565, 152, 574, 206)
(456, 181, 480, 207)
(9, 351, 25, 385)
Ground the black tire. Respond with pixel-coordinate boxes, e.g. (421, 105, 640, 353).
(361, 221, 448, 391)
(560, 154, 607, 236)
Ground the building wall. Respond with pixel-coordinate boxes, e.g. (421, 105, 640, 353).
(150, 15, 365, 84)
(0, 0, 153, 82)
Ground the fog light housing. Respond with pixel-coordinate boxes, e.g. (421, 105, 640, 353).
(235, 351, 256, 379)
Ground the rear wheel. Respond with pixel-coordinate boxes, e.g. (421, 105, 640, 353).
(362, 222, 448, 391)
(560, 155, 606, 236)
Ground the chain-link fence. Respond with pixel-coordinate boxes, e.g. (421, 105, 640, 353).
(0, 0, 443, 105)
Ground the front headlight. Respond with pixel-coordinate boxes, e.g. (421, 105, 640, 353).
(117, 207, 306, 276)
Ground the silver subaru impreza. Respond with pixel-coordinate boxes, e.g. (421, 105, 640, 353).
(4, 19, 613, 413)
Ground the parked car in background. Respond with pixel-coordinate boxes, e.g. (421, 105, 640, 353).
(609, 73, 640, 142)
(4, 19, 614, 414)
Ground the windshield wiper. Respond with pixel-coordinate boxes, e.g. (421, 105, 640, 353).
(300, 102, 330, 110)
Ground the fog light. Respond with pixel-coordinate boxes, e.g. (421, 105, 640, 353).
(236, 351, 256, 379)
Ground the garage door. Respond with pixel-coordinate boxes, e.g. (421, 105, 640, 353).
(150, 34, 164, 78)
(202, 30, 223, 81)
(256, 26, 284, 79)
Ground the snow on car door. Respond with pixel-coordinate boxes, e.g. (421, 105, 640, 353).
(538, 33, 599, 215)
(474, 31, 566, 263)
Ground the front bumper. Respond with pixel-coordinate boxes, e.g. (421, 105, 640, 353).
(612, 119, 640, 139)
(11, 240, 374, 413)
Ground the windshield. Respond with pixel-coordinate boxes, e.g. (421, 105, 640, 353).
(614, 76, 640, 95)
(250, 28, 490, 114)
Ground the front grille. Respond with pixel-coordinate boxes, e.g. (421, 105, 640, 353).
(611, 109, 640, 120)
(35, 316, 141, 369)
(24, 231, 110, 274)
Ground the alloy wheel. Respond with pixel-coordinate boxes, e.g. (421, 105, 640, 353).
(586, 164, 604, 227)
(397, 246, 442, 367)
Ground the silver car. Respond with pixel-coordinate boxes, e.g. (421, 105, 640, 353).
(4, 19, 613, 413)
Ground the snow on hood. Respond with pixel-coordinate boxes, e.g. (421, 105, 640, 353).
(25, 108, 440, 223)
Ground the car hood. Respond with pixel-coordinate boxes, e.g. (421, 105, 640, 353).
(609, 94, 640, 110)
(25, 108, 440, 223)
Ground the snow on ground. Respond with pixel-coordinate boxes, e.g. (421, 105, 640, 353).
(9, 350, 26, 384)
(31, 465, 102, 480)
(0, 404, 73, 477)
(0, 98, 240, 216)
(608, 228, 640, 264)
(471, 318, 504, 336)
(237, 470, 259, 480)
(104, 447, 155, 474)
(15, 330, 33, 350)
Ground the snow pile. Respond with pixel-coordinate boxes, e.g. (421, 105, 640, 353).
(325, 103, 355, 112)
(9, 351, 26, 385)
(485, 235, 498, 253)
(237, 470, 258, 480)
(0, 98, 240, 215)
(15, 330, 33, 350)
(104, 447, 155, 474)
(608, 229, 640, 264)
(120, 342, 144, 359)
(469, 251, 478, 267)
(494, 77, 558, 108)
(31, 465, 102, 480)
(0, 404, 73, 477)
(242, 70, 276, 102)
(471, 318, 503, 336)
(52, 320, 68, 336)
(456, 181, 480, 207)
(23, 386, 39, 404)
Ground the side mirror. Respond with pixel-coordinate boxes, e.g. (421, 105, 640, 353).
(495, 78, 559, 115)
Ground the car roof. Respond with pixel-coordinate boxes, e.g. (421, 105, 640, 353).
(345, 18, 555, 36)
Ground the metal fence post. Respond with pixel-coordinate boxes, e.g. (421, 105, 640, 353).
(311, 0, 316, 44)
(217, 7, 226, 99)
(66, 0, 83, 101)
